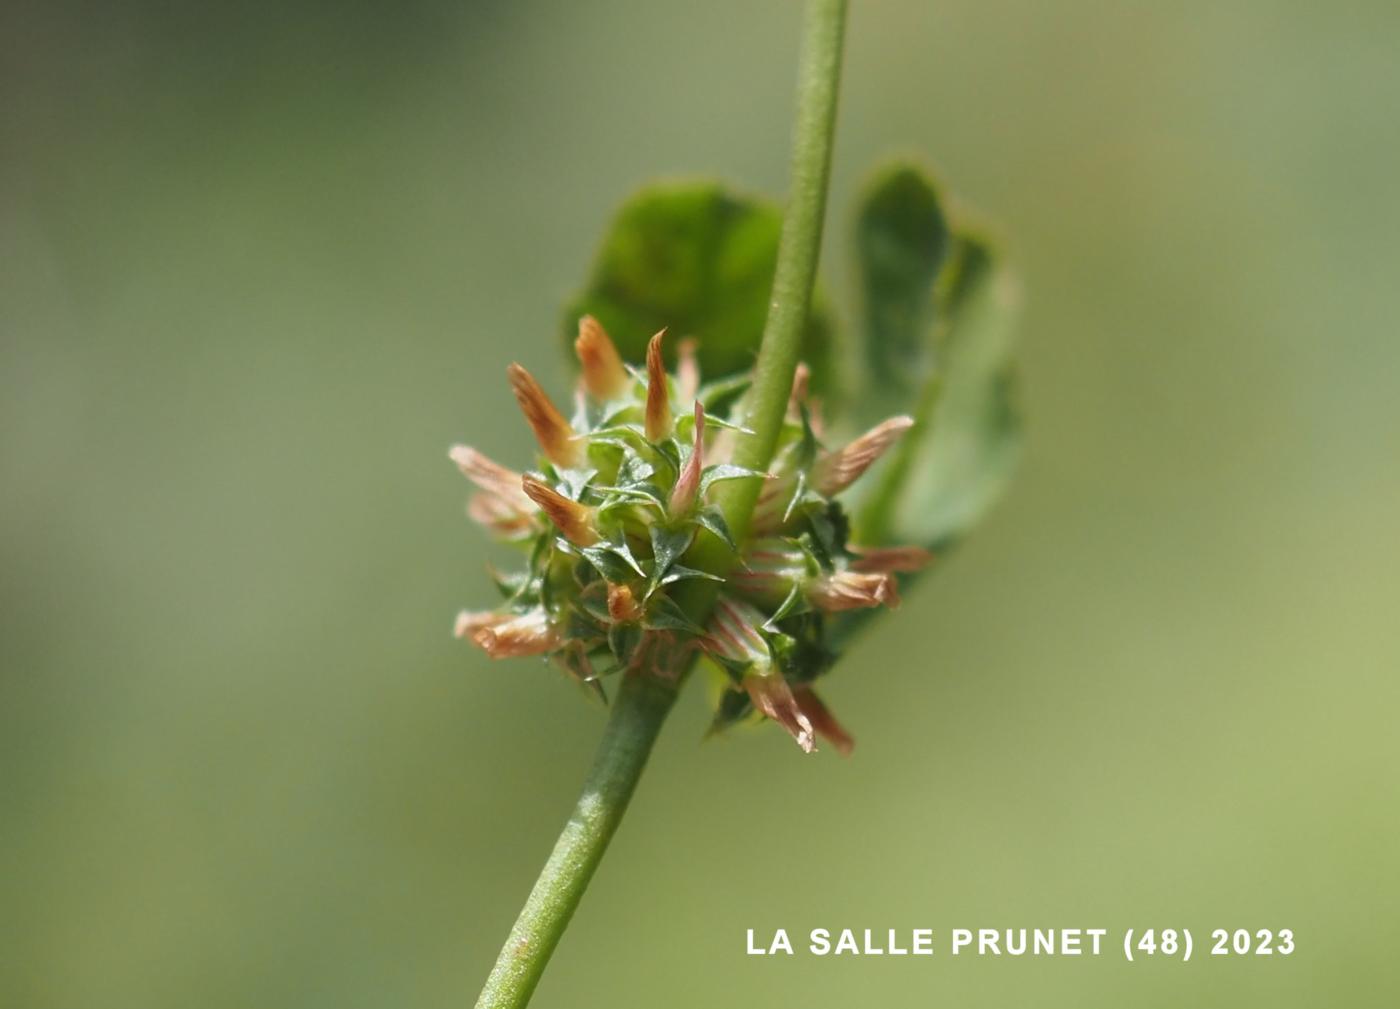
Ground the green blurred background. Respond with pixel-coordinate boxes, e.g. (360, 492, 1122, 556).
(4, 1, 1398, 1006)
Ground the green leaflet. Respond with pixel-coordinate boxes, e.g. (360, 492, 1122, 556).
(865, 233, 1021, 548)
(851, 164, 1022, 550)
(563, 183, 837, 396)
(856, 164, 951, 410)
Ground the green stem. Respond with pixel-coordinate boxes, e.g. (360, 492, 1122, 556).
(711, 0, 848, 546)
(474, 4, 846, 1006)
(474, 673, 678, 1009)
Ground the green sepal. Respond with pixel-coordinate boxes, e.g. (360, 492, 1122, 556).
(578, 539, 646, 582)
(695, 413, 754, 435)
(781, 471, 811, 524)
(803, 500, 849, 569)
(696, 506, 736, 552)
(707, 685, 756, 735)
(769, 617, 835, 684)
(643, 594, 706, 635)
(700, 464, 765, 496)
(657, 564, 723, 588)
(648, 524, 695, 589)
(608, 623, 643, 667)
(617, 453, 654, 484)
(563, 603, 607, 641)
(762, 582, 809, 630)
(557, 468, 598, 500)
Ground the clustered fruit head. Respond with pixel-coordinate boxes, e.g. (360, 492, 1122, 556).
(451, 317, 930, 754)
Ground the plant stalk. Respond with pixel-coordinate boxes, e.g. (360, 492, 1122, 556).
(712, 0, 848, 546)
(474, 3, 847, 1005)
(474, 673, 678, 1009)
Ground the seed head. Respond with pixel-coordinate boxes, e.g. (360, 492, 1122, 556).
(452, 321, 932, 754)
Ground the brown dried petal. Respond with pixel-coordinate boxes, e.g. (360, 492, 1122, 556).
(811, 415, 914, 496)
(607, 583, 641, 622)
(745, 672, 816, 753)
(470, 610, 559, 658)
(575, 315, 630, 400)
(669, 401, 705, 516)
(806, 571, 901, 612)
(793, 686, 854, 756)
(676, 338, 700, 403)
(644, 330, 673, 441)
(521, 475, 598, 546)
(508, 363, 583, 468)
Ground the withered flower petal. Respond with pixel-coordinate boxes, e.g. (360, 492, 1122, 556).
(811, 415, 914, 496)
(744, 671, 816, 753)
(521, 475, 598, 546)
(806, 570, 900, 612)
(508, 363, 584, 468)
(467, 493, 536, 537)
(787, 362, 811, 418)
(793, 686, 854, 756)
(450, 445, 533, 506)
(669, 401, 705, 516)
(748, 473, 799, 533)
(644, 330, 673, 441)
(676, 338, 700, 403)
(703, 596, 771, 666)
(471, 610, 559, 658)
(454, 609, 510, 639)
(607, 583, 641, 622)
(575, 315, 630, 400)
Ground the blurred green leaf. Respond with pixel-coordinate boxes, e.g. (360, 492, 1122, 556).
(564, 182, 836, 394)
(859, 230, 1022, 547)
(855, 164, 951, 408)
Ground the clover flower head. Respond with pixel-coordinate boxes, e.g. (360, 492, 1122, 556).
(450, 317, 930, 753)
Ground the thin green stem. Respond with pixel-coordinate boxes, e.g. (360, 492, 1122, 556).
(474, 673, 678, 1009)
(711, 0, 848, 546)
(474, 4, 846, 1006)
